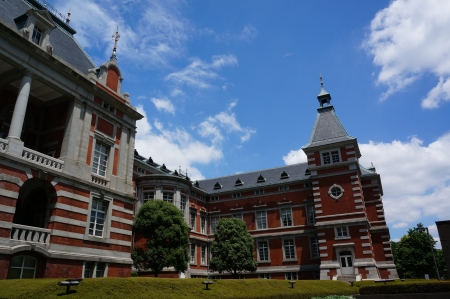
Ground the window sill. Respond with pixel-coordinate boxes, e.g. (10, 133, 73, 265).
(257, 260, 271, 264)
(282, 259, 298, 262)
(335, 236, 351, 240)
(84, 234, 110, 243)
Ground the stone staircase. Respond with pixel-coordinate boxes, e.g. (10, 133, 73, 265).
(336, 275, 356, 284)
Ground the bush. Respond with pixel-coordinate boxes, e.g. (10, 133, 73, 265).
(359, 282, 450, 294)
(131, 272, 138, 277)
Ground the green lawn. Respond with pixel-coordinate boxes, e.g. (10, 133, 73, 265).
(0, 278, 358, 299)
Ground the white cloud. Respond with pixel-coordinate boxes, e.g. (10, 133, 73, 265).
(214, 25, 258, 43)
(359, 133, 450, 228)
(284, 53, 293, 58)
(151, 98, 175, 114)
(197, 101, 255, 144)
(135, 106, 222, 180)
(363, 0, 450, 106)
(170, 88, 185, 97)
(165, 55, 238, 89)
(55, 0, 190, 66)
(283, 132, 450, 231)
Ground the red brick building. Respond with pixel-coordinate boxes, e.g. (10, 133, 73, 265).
(0, 0, 141, 279)
(133, 81, 398, 281)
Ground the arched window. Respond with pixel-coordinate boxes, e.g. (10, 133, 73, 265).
(8, 256, 37, 279)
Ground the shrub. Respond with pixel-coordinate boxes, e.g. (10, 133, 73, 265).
(131, 272, 138, 277)
(359, 282, 450, 294)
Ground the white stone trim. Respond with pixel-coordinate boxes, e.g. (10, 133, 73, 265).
(355, 205, 364, 209)
(56, 190, 90, 203)
(320, 253, 328, 257)
(354, 199, 362, 203)
(49, 216, 86, 227)
(0, 189, 19, 199)
(0, 204, 15, 214)
(317, 232, 325, 236)
(315, 204, 322, 208)
(315, 210, 322, 214)
(111, 216, 133, 225)
(48, 202, 87, 215)
(363, 250, 372, 255)
(361, 243, 370, 247)
(110, 227, 132, 236)
(360, 236, 369, 240)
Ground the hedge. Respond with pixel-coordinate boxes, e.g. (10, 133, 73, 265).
(359, 282, 450, 295)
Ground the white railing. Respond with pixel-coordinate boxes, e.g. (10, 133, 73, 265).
(22, 147, 64, 170)
(91, 174, 109, 187)
(10, 223, 51, 244)
(0, 138, 8, 152)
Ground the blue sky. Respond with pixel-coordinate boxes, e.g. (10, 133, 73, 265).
(55, 0, 450, 246)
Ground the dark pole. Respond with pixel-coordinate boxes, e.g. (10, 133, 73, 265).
(425, 227, 440, 281)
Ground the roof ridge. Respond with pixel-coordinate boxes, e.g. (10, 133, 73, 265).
(198, 162, 308, 182)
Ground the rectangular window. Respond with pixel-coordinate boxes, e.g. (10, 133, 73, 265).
(92, 142, 110, 176)
(190, 244, 196, 264)
(285, 272, 298, 280)
(232, 193, 241, 198)
(180, 195, 186, 214)
(210, 216, 219, 234)
(201, 216, 206, 234)
(190, 211, 196, 230)
(310, 237, 319, 258)
(89, 199, 107, 237)
(281, 208, 293, 227)
(259, 273, 270, 279)
(84, 262, 94, 278)
(336, 226, 349, 238)
(103, 102, 116, 113)
(254, 189, 264, 195)
(307, 205, 316, 225)
(322, 150, 340, 165)
(232, 213, 243, 221)
(31, 26, 42, 44)
(95, 262, 106, 278)
(258, 241, 269, 261)
(201, 245, 206, 265)
(279, 186, 289, 191)
(283, 239, 296, 260)
(163, 192, 174, 203)
(143, 192, 154, 203)
(211, 196, 219, 201)
(47, 147, 56, 157)
(256, 211, 267, 229)
(304, 182, 312, 188)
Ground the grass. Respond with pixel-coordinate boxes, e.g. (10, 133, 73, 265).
(0, 278, 358, 299)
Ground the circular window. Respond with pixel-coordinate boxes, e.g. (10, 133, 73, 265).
(328, 184, 344, 200)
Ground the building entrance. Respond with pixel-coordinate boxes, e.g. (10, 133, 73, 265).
(339, 251, 354, 275)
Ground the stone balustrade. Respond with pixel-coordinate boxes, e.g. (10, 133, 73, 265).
(10, 223, 51, 244)
(22, 147, 64, 170)
(91, 174, 109, 187)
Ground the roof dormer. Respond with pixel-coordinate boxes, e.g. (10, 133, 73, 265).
(14, 9, 56, 54)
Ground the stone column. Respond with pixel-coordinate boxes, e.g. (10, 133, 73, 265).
(7, 72, 33, 155)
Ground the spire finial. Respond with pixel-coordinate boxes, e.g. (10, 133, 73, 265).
(111, 26, 120, 61)
(66, 7, 71, 24)
(320, 74, 324, 88)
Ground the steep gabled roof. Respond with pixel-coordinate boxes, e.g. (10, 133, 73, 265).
(302, 105, 356, 149)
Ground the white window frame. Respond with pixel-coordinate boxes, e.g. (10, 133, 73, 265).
(259, 273, 271, 279)
(310, 237, 320, 259)
(86, 194, 113, 239)
(211, 196, 219, 201)
(190, 244, 196, 264)
(254, 189, 264, 195)
(279, 186, 289, 192)
(335, 226, 350, 239)
(328, 184, 344, 200)
(257, 240, 270, 262)
(180, 195, 187, 215)
(143, 191, 154, 203)
(200, 215, 206, 234)
(83, 261, 94, 278)
(88, 198, 108, 238)
(232, 193, 241, 198)
(190, 210, 196, 231)
(201, 245, 207, 265)
(232, 213, 243, 221)
(283, 238, 296, 260)
(31, 25, 42, 45)
(92, 141, 110, 177)
(256, 210, 267, 230)
(320, 149, 341, 165)
(210, 216, 219, 234)
(306, 205, 316, 225)
(280, 207, 293, 227)
(162, 192, 174, 203)
(285, 272, 298, 280)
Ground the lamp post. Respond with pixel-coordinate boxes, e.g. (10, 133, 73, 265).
(415, 226, 440, 280)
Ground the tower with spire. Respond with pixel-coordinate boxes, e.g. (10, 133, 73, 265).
(301, 77, 397, 281)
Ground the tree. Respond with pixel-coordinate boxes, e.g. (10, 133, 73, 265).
(209, 218, 257, 278)
(132, 200, 190, 277)
(394, 223, 448, 279)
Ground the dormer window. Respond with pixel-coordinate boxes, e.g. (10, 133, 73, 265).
(257, 175, 265, 183)
(31, 26, 42, 45)
(280, 171, 289, 180)
(214, 182, 222, 190)
(305, 169, 311, 176)
(235, 178, 243, 187)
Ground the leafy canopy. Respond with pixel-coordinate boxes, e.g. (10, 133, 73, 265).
(210, 218, 257, 278)
(393, 223, 448, 279)
(132, 200, 190, 277)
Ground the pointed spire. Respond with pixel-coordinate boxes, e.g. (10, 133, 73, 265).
(66, 7, 71, 25)
(111, 26, 120, 61)
(317, 74, 331, 107)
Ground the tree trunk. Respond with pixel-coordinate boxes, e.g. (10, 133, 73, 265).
(154, 272, 158, 277)
(233, 269, 237, 279)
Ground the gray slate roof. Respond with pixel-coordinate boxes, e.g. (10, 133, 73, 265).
(0, 0, 96, 74)
(303, 106, 356, 149)
(197, 163, 310, 193)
